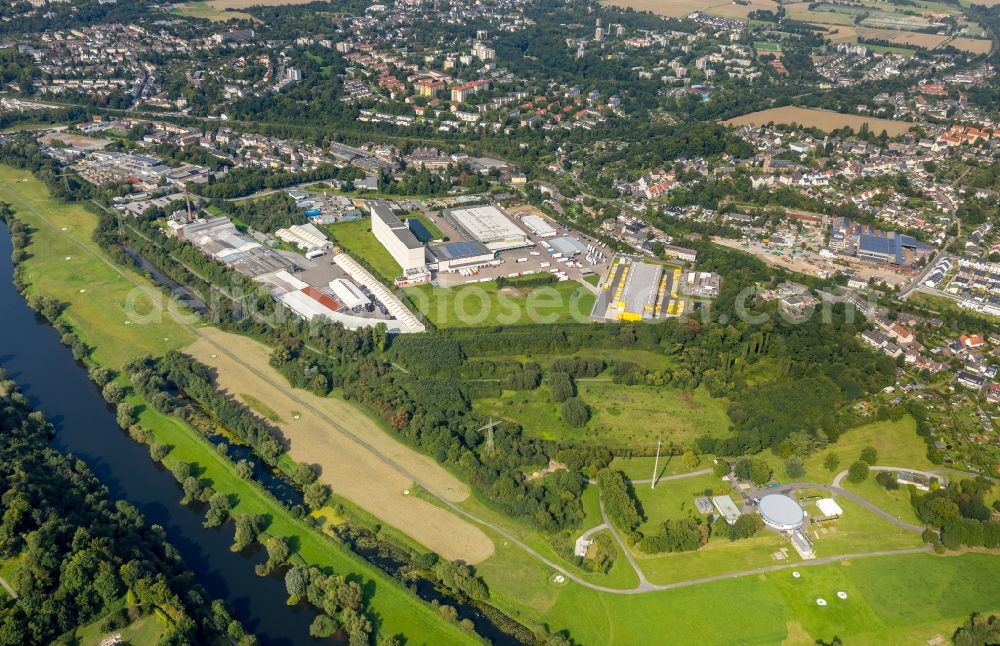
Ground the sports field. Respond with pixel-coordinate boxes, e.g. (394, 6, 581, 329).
(406, 281, 596, 328)
(723, 106, 912, 136)
(599, 0, 777, 20)
(473, 383, 729, 449)
(185, 328, 495, 563)
(0, 165, 195, 369)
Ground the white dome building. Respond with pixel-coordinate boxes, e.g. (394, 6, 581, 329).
(758, 494, 805, 531)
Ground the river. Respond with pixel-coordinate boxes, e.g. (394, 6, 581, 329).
(0, 223, 320, 644)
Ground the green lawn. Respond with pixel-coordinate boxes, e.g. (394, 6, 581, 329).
(71, 613, 166, 646)
(631, 472, 722, 534)
(0, 165, 195, 370)
(608, 454, 708, 481)
(481, 550, 1000, 645)
(473, 383, 729, 450)
(326, 218, 402, 281)
(406, 280, 596, 328)
(764, 415, 935, 485)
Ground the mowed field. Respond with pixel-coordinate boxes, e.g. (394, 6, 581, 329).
(723, 106, 912, 136)
(185, 328, 495, 563)
(208, 0, 320, 7)
(476, 546, 1000, 645)
(0, 165, 195, 369)
(857, 27, 949, 49)
(407, 281, 596, 328)
(950, 36, 993, 54)
(599, 0, 777, 20)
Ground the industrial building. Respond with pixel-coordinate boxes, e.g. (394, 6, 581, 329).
(443, 205, 531, 252)
(177, 216, 295, 277)
(522, 214, 557, 238)
(274, 223, 332, 253)
(591, 256, 682, 322)
(758, 494, 806, 531)
(329, 278, 370, 310)
(369, 200, 429, 280)
(829, 216, 931, 267)
(548, 236, 588, 257)
(426, 240, 497, 273)
(712, 495, 742, 525)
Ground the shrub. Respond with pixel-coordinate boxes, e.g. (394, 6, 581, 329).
(847, 460, 870, 483)
(860, 445, 879, 465)
(561, 397, 589, 428)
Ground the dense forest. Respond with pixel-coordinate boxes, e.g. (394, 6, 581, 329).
(0, 369, 248, 644)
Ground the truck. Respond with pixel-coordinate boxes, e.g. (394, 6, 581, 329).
(305, 249, 326, 260)
(304, 208, 322, 217)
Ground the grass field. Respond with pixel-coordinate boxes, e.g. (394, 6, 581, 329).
(326, 218, 402, 282)
(631, 472, 720, 533)
(71, 613, 166, 646)
(950, 37, 993, 54)
(723, 106, 913, 136)
(599, 0, 777, 19)
(0, 165, 195, 369)
(406, 281, 596, 328)
(473, 383, 729, 449)
(185, 328, 494, 563)
(170, 1, 255, 21)
(1, 164, 477, 645)
(857, 27, 950, 49)
(479, 549, 1000, 645)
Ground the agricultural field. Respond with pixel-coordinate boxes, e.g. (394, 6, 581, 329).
(950, 36, 993, 54)
(170, 1, 255, 21)
(472, 383, 730, 449)
(722, 106, 913, 136)
(598, 0, 777, 20)
(184, 328, 495, 564)
(0, 165, 195, 369)
(406, 280, 596, 328)
(857, 27, 949, 49)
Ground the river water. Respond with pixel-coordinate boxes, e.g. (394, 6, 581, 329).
(0, 223, 319, 644)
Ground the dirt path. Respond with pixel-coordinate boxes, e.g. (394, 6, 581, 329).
(185, 328, 495, 563)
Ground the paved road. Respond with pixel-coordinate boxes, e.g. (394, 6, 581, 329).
(0, 576, 16, 599)
(831, 466, 946, 489)
(599, 497, 653, 590)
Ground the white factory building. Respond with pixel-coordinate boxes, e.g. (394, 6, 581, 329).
(521, 214, 557, 238)
(369, 201, 428, 281)
(274, 223, 332, 252)
(443, 205, 532, 252)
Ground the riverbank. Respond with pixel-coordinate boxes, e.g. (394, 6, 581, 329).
(0, 164, 480, 645)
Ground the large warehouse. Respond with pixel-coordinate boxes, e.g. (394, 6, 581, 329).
(427, 240, 496, 272)
(758, 494, 806, 531)
(369, 200, 427, 277)
(443, 205, 531, 252)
